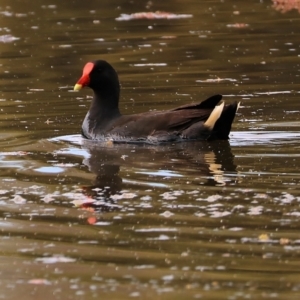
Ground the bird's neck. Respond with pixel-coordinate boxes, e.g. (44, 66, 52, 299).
(88, 88, 121, 121)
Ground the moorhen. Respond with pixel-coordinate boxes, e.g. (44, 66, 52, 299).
(74, 60, 239, 143)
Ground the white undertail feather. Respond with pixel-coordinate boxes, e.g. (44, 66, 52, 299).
(204, 102, 225, 129)
(237, 102, 241, 112)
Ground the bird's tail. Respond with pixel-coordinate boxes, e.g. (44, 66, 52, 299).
(209, 102, 240, 140)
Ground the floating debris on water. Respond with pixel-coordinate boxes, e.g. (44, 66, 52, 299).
(35, 255, 76, 264)
(160, 210, 174, 218)
(10, 195, 26, 204)
(116, 11, 193, 21)
(0, 34, 19, 43)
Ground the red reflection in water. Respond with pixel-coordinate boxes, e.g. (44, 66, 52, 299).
(272, 0, 300, 13)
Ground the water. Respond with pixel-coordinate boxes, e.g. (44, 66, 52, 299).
(1, 0, 300, 299)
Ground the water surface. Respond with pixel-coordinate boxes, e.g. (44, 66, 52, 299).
(1, 0, 300, 299)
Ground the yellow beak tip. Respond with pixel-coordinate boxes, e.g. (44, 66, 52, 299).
(74, 83, 83, 91)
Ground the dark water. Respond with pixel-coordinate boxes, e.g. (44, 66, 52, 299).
(1, 0, 300, 299)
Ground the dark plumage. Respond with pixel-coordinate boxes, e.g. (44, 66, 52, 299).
(74, 60, 239, 144)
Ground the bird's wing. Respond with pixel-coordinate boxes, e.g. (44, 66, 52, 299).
(171, 94, 222, 111)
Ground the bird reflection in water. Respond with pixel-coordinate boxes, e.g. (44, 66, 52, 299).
(76, 140, 237, 215)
